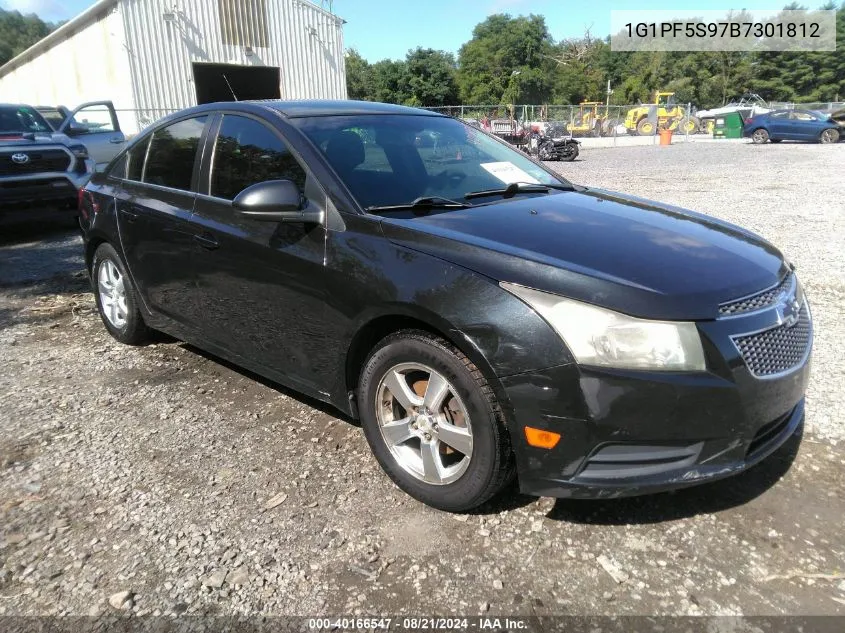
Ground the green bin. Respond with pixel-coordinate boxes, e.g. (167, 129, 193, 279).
(713, 112, 744, 139)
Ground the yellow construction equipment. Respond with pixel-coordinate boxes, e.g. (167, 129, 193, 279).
(566, 101, 604, 137)
(624, 92, 700, 136)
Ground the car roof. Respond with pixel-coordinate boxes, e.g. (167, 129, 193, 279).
(261, 99, 443, 118)
(154, 100, 445, 122)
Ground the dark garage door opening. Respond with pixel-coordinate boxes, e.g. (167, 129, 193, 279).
(193, 63, 281, 104)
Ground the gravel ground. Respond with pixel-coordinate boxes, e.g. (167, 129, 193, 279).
(1, 142, 844, 618)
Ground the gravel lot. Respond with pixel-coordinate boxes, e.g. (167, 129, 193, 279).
(1, 142, 844, 618)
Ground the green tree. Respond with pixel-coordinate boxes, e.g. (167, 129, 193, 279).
(0, 8, 56, 67)
(345, 49, 372, 100)
(457, 14, 555, 104)
(369, 59, 411, 104)
(404, 48, 459, 106)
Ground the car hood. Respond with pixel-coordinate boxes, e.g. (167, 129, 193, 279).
(0, 132, 72, 147)
(379, 187, 788, 321)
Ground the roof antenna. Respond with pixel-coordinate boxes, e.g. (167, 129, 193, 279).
(222, 74, 239, 101)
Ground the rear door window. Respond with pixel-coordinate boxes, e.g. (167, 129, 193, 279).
(144, 116, 207, 191)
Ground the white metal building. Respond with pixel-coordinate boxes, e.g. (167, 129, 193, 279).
(0, 0, 347, 133)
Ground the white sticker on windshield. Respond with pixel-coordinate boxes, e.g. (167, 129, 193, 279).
(480, 162, 541, 185)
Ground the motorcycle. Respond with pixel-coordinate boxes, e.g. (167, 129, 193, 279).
(526, 124, 580, 162)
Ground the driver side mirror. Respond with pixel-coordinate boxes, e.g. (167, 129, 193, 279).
(64, 122, 89, 136)
(232, 179, 323, 224)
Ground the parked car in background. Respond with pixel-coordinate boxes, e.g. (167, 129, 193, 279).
(51, 101, 127, 167)
(1, 103, 93, 225)
(744, 109, 841, 144)
(79, 100, 810, 512)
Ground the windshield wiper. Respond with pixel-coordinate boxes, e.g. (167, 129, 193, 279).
(464, 181, 574, 200)
(366, 196, 473, 213)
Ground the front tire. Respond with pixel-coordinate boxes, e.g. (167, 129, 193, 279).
(92, 243, 151, 345)
(358, 330, 515, 512)
(820, 128, 839, 144)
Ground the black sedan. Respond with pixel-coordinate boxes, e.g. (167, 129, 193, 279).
(78, 101, 811, 511)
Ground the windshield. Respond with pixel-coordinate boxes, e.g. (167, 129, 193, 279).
(291, 114, 570, 210)
(0, 105, 53, 134)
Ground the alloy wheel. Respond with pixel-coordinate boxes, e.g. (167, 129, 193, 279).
(820, 129, 839, 144)
(98, 259, 128, 329)
(375, 363, 473, 485)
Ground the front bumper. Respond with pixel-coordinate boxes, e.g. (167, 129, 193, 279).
(0, 169, 91, 225)
(501, 287, 812, 499)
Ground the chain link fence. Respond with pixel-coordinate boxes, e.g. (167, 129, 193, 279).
(111, 100, 845, 141)
(769, 101, 845, 112)
(422, 103, 705, 142)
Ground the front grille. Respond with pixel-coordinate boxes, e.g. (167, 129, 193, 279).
(733, 303, 811, 377)
(719, 273, 792, 316)
(0, 150, 71, 176)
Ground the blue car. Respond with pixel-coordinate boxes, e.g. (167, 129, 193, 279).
(744, 109, 842, 144)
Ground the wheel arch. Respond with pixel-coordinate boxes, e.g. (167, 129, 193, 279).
(84, 231, 112, 272)
(819, 126, 840, 140)
(344, 308, 512, 423)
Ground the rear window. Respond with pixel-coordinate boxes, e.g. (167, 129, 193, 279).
(36, 107, 66, 130)
(126, 137, 151, 181)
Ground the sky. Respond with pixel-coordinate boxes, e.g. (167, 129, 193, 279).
(0, 0, 822, 62)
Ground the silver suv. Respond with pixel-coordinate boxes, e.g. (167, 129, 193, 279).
(38, 101, 127, 168)
(1, 103, 95, 225)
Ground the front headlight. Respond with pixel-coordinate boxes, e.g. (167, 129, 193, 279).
(501, 282, 706, 371)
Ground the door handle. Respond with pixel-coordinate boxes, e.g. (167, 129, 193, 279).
(119, 208, 138, 222)
(193, 233, 219, 250)
(110, 137, 125, 144)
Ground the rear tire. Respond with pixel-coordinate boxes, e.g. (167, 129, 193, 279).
(358, 330, 515, 512)
(559, 143, 579, 161)
(751, 128, 770, 144)
(92, 243, 151, 346)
